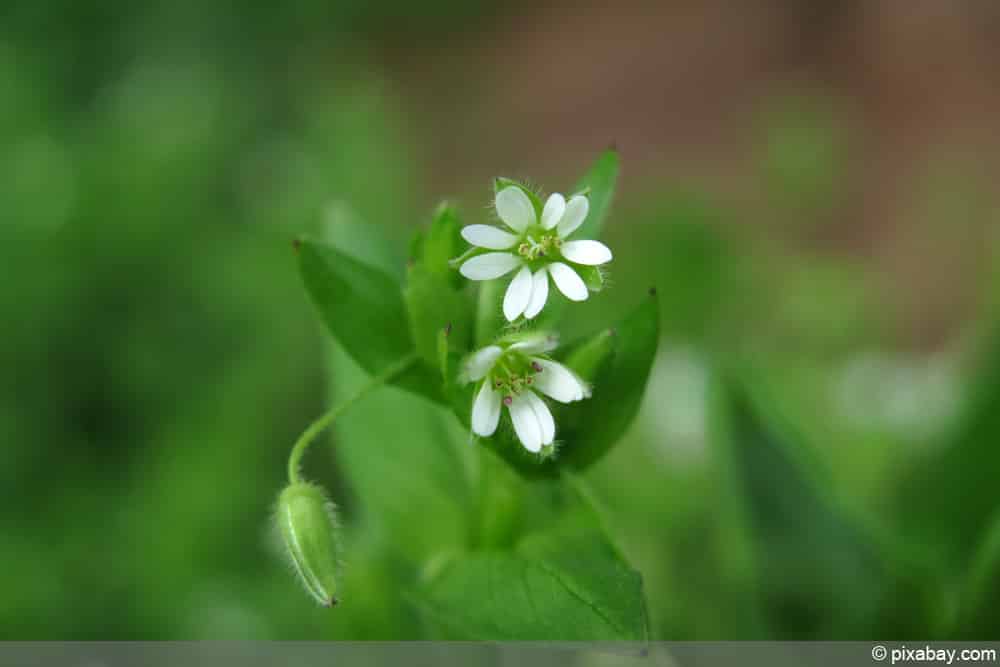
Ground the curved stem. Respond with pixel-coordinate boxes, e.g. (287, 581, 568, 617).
(287, 353, 418, 484)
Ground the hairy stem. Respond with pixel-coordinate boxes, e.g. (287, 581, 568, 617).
(287, 353, 418, 484)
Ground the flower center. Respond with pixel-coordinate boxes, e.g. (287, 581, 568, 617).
(490, 352, 544, 401)
(516, 229, 562, 262)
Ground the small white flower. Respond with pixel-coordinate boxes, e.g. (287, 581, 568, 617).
(458, 186, 613, 322)
(462, 334, 590, 453)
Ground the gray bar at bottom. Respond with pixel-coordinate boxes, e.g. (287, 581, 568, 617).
(3, 641, 1000, 667)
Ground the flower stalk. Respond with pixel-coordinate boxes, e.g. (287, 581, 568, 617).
(287, 352, 418, 484)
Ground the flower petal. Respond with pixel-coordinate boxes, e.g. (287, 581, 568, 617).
(532, 357, 590, 403)
(522, 268, 550, 320)
(524, 390, 555, 445)
(548, 262, 589, 301)
(540, 193, 566, 230)
(561, 240, 612, 265)
(462, 345, 502, 382)
(557, 195, 589, 238)
(509, 331, 559, 355)
(495, 186, 536, 232)
(502, 266, 533, 321)
(461, 224, 519, 250)
(471, 382, 502, 437)
(459, 252, 521, 280)
(508, 394, 542, 452)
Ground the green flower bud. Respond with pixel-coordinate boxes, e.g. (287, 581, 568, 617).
(276, 482, 341, 607)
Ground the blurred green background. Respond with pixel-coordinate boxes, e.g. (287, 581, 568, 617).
(3, 0, 1000, 639)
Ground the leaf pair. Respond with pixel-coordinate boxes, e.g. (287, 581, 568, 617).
(414, 479, 649, 640)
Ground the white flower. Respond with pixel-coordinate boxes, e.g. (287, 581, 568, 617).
(458, 186, 613, 322)
(462, 334, 590, 453)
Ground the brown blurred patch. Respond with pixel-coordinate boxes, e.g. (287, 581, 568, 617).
(380, 0, 1000, 348)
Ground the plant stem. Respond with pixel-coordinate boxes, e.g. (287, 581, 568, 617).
(287, 353, 418, 484)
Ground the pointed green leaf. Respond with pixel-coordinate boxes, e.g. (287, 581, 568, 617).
(418, 202, 465, 285)
(321, 210, 404, 281)
(558, 292, 660, 469)
(894, 333, 1000, 567)
(415, 525, 648, 640)
(720, 378, 938, 638)
(572, 149, 619, 241)
(297, 237, 439, 401)
(954, 511, 1000, 638)
(404, 263, 472, 368)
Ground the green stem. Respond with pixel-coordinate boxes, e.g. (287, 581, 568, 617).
(287, 353, 418, 484)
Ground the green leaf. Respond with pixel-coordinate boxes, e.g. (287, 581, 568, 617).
(558, 292, 660, 469)
(572, 148, 619, 241)
(561, 327, 615, 384)
(954, 511, 1000, 638)
(297, 237, 439, 401)
(415, 523, 648, 640)
(474, 278, 507, 348)
(894, 333, 1000, 568)
(320, 207, 404, 281)
(417, 202, 464, 286)
(404, 264, 472, 369)
(404, 204, 473, 369)
(719, 377, 938, 638)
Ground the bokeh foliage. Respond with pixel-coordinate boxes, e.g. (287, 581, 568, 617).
(3, 0, 1000, 640)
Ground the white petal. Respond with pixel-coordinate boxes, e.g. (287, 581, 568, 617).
(557, 195, 589, 238)
(502, 266, 533, 322)
(540, 193, 566, 230)
(459, 252, 521, 280)
(561, 240, 612, 265)
(471, 382, 502, 437)
(462, 345, 502, 382)
(532, 358, 590, 403)
(509, 332, 559, 355)
(548, 262, 589, 301)
(495, 186, 536, 232)
(522, 268, 550, 320)
(524, 390, 555, 445)
(508, 394, 542, 453)
(461, 225, 519, 250)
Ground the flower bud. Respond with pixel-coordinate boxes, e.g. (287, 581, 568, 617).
(276, 482, 340, 607)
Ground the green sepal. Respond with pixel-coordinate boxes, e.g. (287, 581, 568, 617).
(574, 264, 605, 292)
